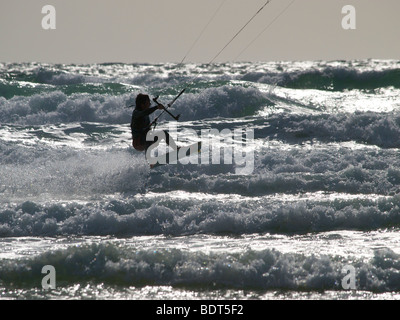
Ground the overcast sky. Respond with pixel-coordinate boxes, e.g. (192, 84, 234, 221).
(1, 0, 399, 63)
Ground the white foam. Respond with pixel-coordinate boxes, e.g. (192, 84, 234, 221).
(1, 240, 399, 292)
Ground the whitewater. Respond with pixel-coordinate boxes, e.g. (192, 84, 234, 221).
(1, 60, 400, 299)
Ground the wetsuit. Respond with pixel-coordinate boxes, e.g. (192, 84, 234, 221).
(130, 106, 176, 152)
(130, 106, 158, 151)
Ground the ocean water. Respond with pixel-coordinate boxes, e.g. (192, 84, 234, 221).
(1, 60, 400, 300)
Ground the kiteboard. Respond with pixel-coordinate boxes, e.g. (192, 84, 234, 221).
(150, 141, 202, 169)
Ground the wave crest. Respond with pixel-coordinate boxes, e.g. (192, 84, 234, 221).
(1, 243, 399, 292)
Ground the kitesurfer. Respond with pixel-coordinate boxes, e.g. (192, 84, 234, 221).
(130, 94, 178, 152)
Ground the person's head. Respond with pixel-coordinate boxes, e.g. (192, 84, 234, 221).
(136, 94, 151, 110)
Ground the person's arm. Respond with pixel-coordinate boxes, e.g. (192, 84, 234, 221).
(132, 106, 158, 119)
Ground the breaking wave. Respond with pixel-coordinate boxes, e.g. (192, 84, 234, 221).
(1, 193, 400, 237)
(1, 242, 399, 292)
